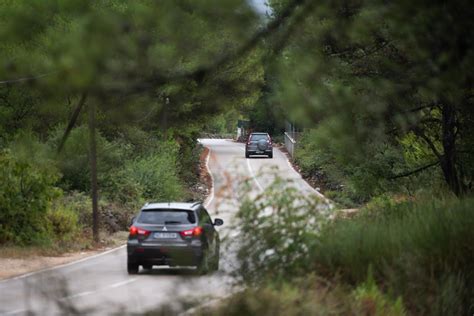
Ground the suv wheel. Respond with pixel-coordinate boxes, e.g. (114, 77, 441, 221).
(268, 152, 273, 159)
(211, 244, 220, 271)
(127, 262, 139, 274)
(197, 251, 210, 275)
(245, 151, 250, 158)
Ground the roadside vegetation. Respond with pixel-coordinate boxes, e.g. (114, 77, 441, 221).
(0, 1, 263, 251)
(0, 127, 197, 251)
(201, 184, 474, 315)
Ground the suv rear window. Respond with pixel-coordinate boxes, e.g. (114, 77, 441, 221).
(250, 134, 268, 141)
(138, 209, 196, 224)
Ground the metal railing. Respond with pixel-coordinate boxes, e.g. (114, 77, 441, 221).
(284, 132, 298, 158)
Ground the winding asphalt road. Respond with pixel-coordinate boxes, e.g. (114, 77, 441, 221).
(0, 139, 326, 315)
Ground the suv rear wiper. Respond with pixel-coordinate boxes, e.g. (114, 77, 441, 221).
(164, 221, 182, 225)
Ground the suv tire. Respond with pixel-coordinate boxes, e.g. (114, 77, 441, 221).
(211, 244, 220, 271)
(197, 251, 210, 275)
(127, 262, 139, 274)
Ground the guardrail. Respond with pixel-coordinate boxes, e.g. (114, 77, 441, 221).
(284, 132, 297, 158)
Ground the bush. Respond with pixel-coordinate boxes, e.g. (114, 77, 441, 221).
(312, 197, 474, 315)
(49, 125, 130, 193)
(197, 277, 356, 316)
(46, 204, 80, 243)
(0, 150, 60, 244)
(235, 176, 330, 283)
(235, 180, 474, 315)
(123, 141, 185, 202)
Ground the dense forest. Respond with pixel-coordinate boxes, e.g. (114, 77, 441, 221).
(0, 0, 264, 245)
(1, 0, 473, 314)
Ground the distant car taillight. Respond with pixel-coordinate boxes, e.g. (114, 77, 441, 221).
(180, 227, 203, 238)
(129, 226, 150, 237)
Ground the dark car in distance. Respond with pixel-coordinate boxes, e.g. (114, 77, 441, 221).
(245, 132, 273, 158)
(127, 202, 223, 274)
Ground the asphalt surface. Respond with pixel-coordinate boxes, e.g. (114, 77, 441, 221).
(0, 139, 326, 316)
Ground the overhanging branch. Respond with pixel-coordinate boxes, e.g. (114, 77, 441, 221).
(57, 93, 88, 153)
(106, 0, 309, 96)
(389, 160, 440, 179)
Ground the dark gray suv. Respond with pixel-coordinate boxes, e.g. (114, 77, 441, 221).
(245, 132, 273, 158)
(127, 202, 223, 274)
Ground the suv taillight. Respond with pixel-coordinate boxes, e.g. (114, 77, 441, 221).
(129, 226, 150, 237)
(180, 227, 203, 238)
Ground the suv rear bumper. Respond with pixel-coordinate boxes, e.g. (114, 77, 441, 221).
(127, 243, 203, 266)
(246, 149, 273, 155)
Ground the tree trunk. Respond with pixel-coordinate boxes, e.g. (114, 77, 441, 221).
(440, 103, 463, 196)
(88, 101, 100, 243)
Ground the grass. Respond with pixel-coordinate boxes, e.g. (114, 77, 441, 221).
(226, 189, 474, 316)
(311, 197, 474, 315)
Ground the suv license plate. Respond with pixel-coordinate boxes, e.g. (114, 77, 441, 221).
(154, 233, 177, 239)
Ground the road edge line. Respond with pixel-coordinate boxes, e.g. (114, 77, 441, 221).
(204, 147, 215, 208)
(277, 147, 333, 207)
(0, 245, 126, 284)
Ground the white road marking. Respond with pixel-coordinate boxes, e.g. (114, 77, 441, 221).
(234, 142, 265, 192)
(1, 308, 27, 316)
(61, 278, 137, 301)
(1, 278, 138, 315)
(279, 149, 332, 205)
(0, 245, 127, 285)
(106, 278, 136, 289)
(244, 153, 264, 192)
(204, 148, 215, 208)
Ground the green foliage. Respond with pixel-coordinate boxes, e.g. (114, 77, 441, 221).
(57, 191, 91, 228)
(313, 197, 474, 315)
(196, 277, 356, 316)
(46, 203, 80, 244)
(0, 150, 60, 244)
(236, 176, 329, 283)
(49, 125, 128, 193)
(204, 114, 227, 134)
(295, 128, 409, 206)
(123, 142, 185, 202)
(353, 268, 406, 316)
(270, 0, 474, 196)
(236, 182, 474, 315)
(296, 127, 449, 206)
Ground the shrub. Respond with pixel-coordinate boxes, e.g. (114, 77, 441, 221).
(235, 176, 330, 283)
(312, 197, 474, 315)
(49, 125, 130, 193)
(46, 205, 80, 243)
(0, 150, 60, 244)
(193, 276, 356, 316)
(123, 141, 185, 202)
(353, 268, 406, 316)
(236, 179, 474, 315)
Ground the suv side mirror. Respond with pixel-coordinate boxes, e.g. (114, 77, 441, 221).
(213, 218, 224, 226)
